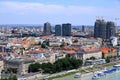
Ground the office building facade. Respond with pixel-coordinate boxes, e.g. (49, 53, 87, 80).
(94, 19, 106, 39)
(55, 25, 62, 36)
(106, 21, 116, 39)
(43, 22, 52, 35)
(94, 19, 116, 39)
(62, 23, 71, 36)
(82, 25, 85, 32)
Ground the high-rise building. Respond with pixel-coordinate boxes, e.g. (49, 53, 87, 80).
(62, 23, 71, 36)
(106, 21, 116, 39)
(82, 25, 85, 32)
(43, 22, 52, 35)
(94, 19, 116, 39)
(55, 25, 62, 36)
(94, 19, 106, 39)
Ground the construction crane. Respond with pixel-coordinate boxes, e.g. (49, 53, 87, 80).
(96, 16, 105, 20)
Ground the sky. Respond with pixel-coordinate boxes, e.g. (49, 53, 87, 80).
(0, 0, 120, 25)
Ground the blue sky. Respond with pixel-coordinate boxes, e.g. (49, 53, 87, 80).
(0, 0, 120, 25)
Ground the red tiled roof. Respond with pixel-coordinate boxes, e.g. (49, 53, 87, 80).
(63, 50, 76, 55)
(83, 47, 100, 52)
(102, 47, 117, 54)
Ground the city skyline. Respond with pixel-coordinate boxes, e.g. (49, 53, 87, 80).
(0, 0, 120, 25)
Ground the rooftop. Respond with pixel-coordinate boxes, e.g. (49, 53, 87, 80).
(102, 47, 117, 54)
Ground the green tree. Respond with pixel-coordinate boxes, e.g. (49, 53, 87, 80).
(45, 39, 50, 46)
(41, 63, 53, 73)
(53, 61, 62, 72)
(11, 76, 17, 80)
(73, 40, 78, 43)
(89, 56, 96, 60)
(60, 42, 65, 47)
(0, 76, 17, 80)
(41, 43, 47, 48)
(28, 58, 83, 73)
(29, 63, 40, 72)
(106, 57, 110, 63)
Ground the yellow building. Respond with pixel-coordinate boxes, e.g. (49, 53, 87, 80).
(102, 47, 117, 58)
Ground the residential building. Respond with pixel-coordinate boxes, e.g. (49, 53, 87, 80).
(4, 59, 35, 75)
(76, 48, 102, 60)
(49, 39, 61, 47)
(49, 53, 55, 64)
(85, 59, 106, 66)
(94, 19, 116, 39)
(102, 47, 117, 58)
(106, 21, 116, 39)
(62, 47, 102, 61)
(94, 19, 107, 39)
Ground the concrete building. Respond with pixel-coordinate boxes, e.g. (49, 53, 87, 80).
(85, 59, 106, 66)
(28, 49, 56, 64)
(4, 59, 35, 75)
(0, 60, 4, 72)
(62, 47, 102, 61)
(62, 23, 71, 36)
(102, 47, 117, 58)
(49, 53, 55, 64)
(110, 37, 118, 47)
(82, 25, 85, 32)
(94, 19, 107, 39)
(49, 39, 61, 47)
(55, 25, 62, 36)
(75, 48, 102, 60)
(94, 19, 116, 39)
(43, 22, 52, 35)
(106, 21, 116, 39)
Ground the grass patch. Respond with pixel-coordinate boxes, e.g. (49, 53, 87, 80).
(48, 71, 79, 80)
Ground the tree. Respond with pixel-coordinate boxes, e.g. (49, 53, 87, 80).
(73, 40, 78, 43)
(11, 76, 17, 80)
(45, 39, 50, 46)
(66, 54, 71, 58)
(60, 42, 65, 47)
(29, 63, 40, 72)
(89, 56, 96, 60)
(41, 43, 47, 48)
(41, 63, 53, 73)
(53, 60, 63, 72)
(28, 58, 83, 73)
(106, 57, 110, 63)
(38, 41, 41, 45)
(0, 76, 17, 80)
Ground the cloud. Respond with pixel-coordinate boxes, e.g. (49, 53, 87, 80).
(0, 1, 96, 15)
(0, 1, 119, 15)
(0, 1, 120, 24)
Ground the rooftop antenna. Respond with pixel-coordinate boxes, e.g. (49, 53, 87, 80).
(96, 16, 98, 19)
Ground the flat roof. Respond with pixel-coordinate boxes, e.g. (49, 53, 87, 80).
(5, 58, 35, 64)
(113, 64, 120, 67)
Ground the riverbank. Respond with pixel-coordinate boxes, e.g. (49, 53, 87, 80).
(47, 61, 120, 80)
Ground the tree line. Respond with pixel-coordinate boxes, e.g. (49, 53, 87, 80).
(0, 76, 17, 80)
(29, 57, 83, 73)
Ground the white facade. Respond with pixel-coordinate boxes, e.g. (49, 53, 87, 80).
(111, 37, 117, 47)
(83, 51, 102, 60)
